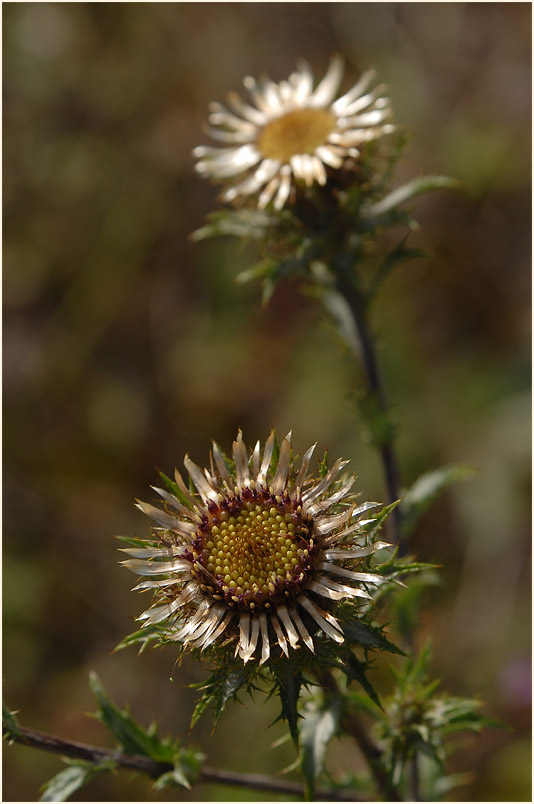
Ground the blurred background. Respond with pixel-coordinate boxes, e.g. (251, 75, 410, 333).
(3, 3, 531, 801)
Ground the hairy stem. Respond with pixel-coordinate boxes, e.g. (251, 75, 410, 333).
(3, 722, 361, 801)
(318, 669, 402, 801)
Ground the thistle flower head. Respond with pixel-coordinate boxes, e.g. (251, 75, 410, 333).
(194, 56, 394, 210)
(122, 431, 389, 665)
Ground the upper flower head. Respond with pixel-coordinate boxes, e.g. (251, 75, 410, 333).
(122, 431, 389, 665)
(193, 56, 394, 210)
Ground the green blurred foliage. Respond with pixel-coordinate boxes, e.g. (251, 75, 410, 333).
(3, 3, 530, 801)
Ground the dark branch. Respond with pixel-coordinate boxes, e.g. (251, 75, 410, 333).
(3, 723, 363, 801)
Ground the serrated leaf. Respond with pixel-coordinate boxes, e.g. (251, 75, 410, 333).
(356, 389, 396, 448)
(271, 663, 302, 749)
(191, 208, 277, 241)
(377, 560, 440, 580)
(300, 698, 341, 800)
(190, 662, 256, 730)
(318, 449, 329, 478)
(362, 500, 400, 542)
(2, 702, 21, 739)
(40, 762, 113, 802)
(115, 535, 159, 549)
(89, 673, 173, 762)
(153, 761, 191, 791)
(363, 175, 459, 219)
(320, 288, 360, 355)
(113, 625, 165, 654)
(341, 620, 405, 656)
(339, 654, 381, 709)
(235, 258, 276, 285)
(401, 464, 476, 537)
(367, 234, 431, 301)
(158, 471, 193, 508)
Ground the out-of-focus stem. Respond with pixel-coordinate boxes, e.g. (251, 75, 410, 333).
(318, 669, 402, 801)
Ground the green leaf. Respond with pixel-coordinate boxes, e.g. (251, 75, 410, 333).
(300, 697, 341, 800)
(356, 389, 397, 449)
(377, 560, 440, 580)
(367, 235, 431, 301)
(339, 654, 381, 709)
(40, 762, 113, 802)
(361, 500, 400, 543)
(190, 662, 257, 730)
(115, 534, 159, 549)
(191, 208, 278, 241)
(235, 258, 276, 286)
(318, 449, 329, 478)
(387, 570, 442, 638)
(2, 702, 21, 739)
(341, 619, 405, 656)
(363, 175, 459, 219)
(401, 464, 476, 537)
(113, 624, 166, 654)
(320, 288, 360, 355)
(158, 471, 193, 508)
(271, 662, 302, 749)
(154, 767, 190, 791)
(89, 673, 173, 762)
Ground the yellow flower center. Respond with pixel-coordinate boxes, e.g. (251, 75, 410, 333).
(258, 108, 336, 162)
(192, 498, 315, 610)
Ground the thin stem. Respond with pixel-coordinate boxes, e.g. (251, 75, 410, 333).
(318, 669, 402, 802)
(3, 723, 362, 802)
(335, 270, 403, 550)
(409, 753, 420, 802)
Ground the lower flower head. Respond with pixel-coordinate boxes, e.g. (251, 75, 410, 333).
(122, 431, 389, 664)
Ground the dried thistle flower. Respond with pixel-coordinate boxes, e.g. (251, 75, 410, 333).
(122, 431, 389, 664)
(194, 56, 394, 210)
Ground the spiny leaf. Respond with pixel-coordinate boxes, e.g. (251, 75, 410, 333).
(367, 234, 431, 301)
(190, 662, 257, 730)
(153, 766, 191, 791)
(356, 389, 396, 449)
(320, 288, 360, 355)
(153, 749, 204, 792)
(191, 208, 278, 241)
(236, 258, 276, 286)
(339, 654, 381, 709)
(300, 697, 341, 800)
(2, 702, 21, 740)
(377, 560, 440, 580)
(341, 619, 405, 656)
(363, 175, 459, 219)
(401, 464, 476, 537)
(271, 662, 303, 749)
(115, 535, 159, 549)
(318, 449, 329, 478)
(113, 625, 166, 654)
(40, 761, 114, 802)
(89, 673, 174, 762)
(158, 471, 193, 508)
(362, 500, 400, 542)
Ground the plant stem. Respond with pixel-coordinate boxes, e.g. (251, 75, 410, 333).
(318, 669, 402, 802)
(409, 753, 420, 801)
(335, 270, 403, 550)
(3, 722, 362, 801)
